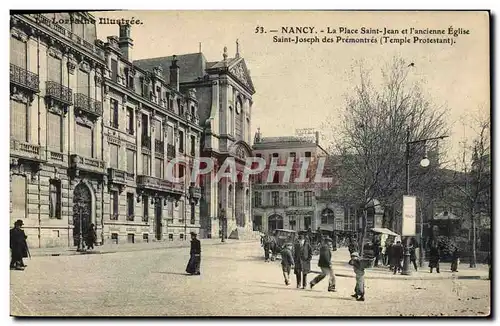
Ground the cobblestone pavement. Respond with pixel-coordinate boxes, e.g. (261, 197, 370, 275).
(10, 241, 490, 317)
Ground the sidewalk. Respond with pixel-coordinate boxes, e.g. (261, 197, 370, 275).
(28, 238, 259, 257)
(316, 247, 490, 281)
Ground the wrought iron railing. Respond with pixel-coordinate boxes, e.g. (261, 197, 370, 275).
(74, 93, 103, 116)
(46, 81, 72, 105)
(166, 144, 175, 159)
(154, 139, 164, 153)
(10, 64, 40, 92)
(141, 135, 151, 150)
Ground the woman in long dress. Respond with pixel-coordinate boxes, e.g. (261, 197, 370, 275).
(186, 232, 201, 275)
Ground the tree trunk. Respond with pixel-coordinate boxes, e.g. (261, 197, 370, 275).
(359, 208, 368, 256)
(469, 207, 477, 268)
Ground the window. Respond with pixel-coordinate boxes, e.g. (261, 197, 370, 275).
(255, 153, 262, 158)
(229, 106, 234, 135)
(110, 143, 119, 169)
(110, 99, 119, 128)
(321, 209, 335, 224)
(180, 234, 184, 240)
(272, 153, 279, 158)
(228, 185, 233, 207)
(111, 233, 118, 244)
(167, 125, 174, 145)
(271, 191, 280, 206)
(126, 149, 135, 174)
(111, 191, 119, 220)
(47, 112, 62, 152)
(291, 169, 297, 183)
(11, 37, 27, 68)
(140, 77, 147, 97)
(111, 59, 118, 82)
(304, 191, 313, 206)
(143, 234, 149, 242)
(11, 174, 26, 220)
(125, 68, 134, 90)
(77, 69, 89, 96)
(49, 180, 61, 219)
(179, 165, 185, 178)
(10, 100, 27, 142)
(253, 192, 262, 207)
(75, 123, 93, 158)
(289, 191, 297, 206)
(169, 234, 174, 241)
(126, 107, 134, 135)
(142, 154, 150, 175)
(127, 234, 135, 243)
(191, 105, 195, 116)
(190, 204, 195, 225)
(143, 195, 149, 222)
(190, 135, 196, 156)
(127, 193, 134, 221)
(289, 217, 296, 230)
(48, 56, 62, 82)
(141, 114, 149, 137)
(154, 119, 162, 141)
(155, 158, 163, 178)
(305, 151, 312, 158)
(179, 200, 185, 223)
(273, 173, 279, 184)
(289, 152, 296, 159)
(169, 98, 173, 111)
(177, 99, 183, 116)
(178, 130, 184, 153)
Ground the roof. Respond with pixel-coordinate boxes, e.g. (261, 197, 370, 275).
(433, 211, 461, 220)
(253, 136, 318, 150)
(134, 53, 208, 84)
(370, 228, 399, 236)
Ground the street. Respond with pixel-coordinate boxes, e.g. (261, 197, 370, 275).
(10, 241, 490, 317)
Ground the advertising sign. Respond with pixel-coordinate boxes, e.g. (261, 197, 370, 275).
(402, 195, 417, 236)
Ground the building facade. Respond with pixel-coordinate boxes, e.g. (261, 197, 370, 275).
(134, 44, 256, 239)
(10, 12, 202, 248)
(251, 131, 334, 233)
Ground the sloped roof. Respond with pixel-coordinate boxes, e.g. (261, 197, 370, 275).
(134, 53, 207, 84)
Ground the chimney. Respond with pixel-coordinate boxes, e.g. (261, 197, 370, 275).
(170, 55, 180, 91)
(118, 24, 133, 61)
(315, 131, 320, 145)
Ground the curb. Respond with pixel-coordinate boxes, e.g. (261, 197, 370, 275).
(329, 272, 487, 281)
(29, 239, 260, 257)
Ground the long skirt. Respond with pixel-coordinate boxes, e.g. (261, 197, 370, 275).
(186, 254, 201, 274)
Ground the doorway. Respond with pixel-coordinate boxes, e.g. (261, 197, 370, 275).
(73, 183, 92, 246)
(155, 198, 162, 240)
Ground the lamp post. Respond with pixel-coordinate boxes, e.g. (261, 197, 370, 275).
(401, 128, 448, 275)
(220, 208, 226, 243)
(75, 201, 86, 252)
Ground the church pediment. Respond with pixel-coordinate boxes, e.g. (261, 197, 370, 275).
(229, 140, 253, 160)
(229, 59, 255, 94)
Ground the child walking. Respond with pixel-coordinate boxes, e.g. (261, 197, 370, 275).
(280, 242, 294, 286)
(349, 252, 366, 301)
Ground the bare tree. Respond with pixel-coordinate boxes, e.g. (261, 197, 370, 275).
(454, 114, 490, 268)
(323, 57, 448, 255)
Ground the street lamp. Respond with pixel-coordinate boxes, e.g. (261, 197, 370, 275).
(75, 201, 86, 252)
(402, 128, 448, 275)
(220, 208, 226, 243)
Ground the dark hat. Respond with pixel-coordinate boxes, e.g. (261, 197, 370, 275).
(190, 231, 197, 236)
(15, 219, 24, 226)
(324, 237, 333, 243)
(298, 234, 304, 240)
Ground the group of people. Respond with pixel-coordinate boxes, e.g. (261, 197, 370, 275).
(276, 234, 366, 301)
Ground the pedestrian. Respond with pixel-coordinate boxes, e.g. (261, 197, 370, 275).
(409, 242, 418, 271)
(450, 247, 459, 272)
(280, 242, 294, 286)
(373, 238, 381, 267)
(293, 235, 304, 288)
(348, 238, 357, 255)
(86, 223, 97, 250)
(10, 220, 28, 270)
(349, 252, 365, 301)
(429, 243, 440, 273)
(186, 232, 201, 275)
(310, 237, 336, 292)
(298, 236, 313, 289)
(392, 240, 404, 274)
(263, 233, 271, 262)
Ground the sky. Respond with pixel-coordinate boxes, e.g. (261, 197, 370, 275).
(92, 10, 489, 167)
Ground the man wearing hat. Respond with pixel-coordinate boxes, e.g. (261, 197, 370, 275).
(310, 237, 336, 292)
(280, 242, 294, 286)
(10, 219, 28, 270)
(349, 251, 366, 301)
(186, 231, 201, 275)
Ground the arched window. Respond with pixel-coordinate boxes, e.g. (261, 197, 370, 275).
(268, 214, 284, 232)
(321, 208, 335, 225)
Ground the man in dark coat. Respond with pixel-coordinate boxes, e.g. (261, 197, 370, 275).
(10, 219, 28, 270)
(450, 247, 459, 272)
(263, 233, 273, 262)
(280, 242, 294, 285)
(186, 232, 201, 275)
(429, 244, 440, 273)
(299, 236, 313, 289)
(86, 223, 97, 250)
(409, 243, 418, 271)
(310, 237, 336, 292)
(293, 235, 304, 288)
(392, 240, 404, 274)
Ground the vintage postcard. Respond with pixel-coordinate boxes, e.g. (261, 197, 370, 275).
(9, 10, 490, 317)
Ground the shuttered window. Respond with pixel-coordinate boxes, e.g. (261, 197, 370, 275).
(10, 37, 26, 68)
(11, 174, 26, 220)
(75, 123, 93, 157)
(48, 56, 62, 83)
(10, 100, 27, 141)
(142, 154, 150, 175)
(47, 112, 62, 152)
(110, 144, 119, 169)
(155, 158, 163, 178)
(77, 69, 89, 96)
(154, 119, 162, 140)
(126, 149, 135, 174)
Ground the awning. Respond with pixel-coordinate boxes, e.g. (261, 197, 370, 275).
(370, 228, 399, 236)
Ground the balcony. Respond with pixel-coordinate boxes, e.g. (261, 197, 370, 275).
(74, 93, 103, 118)
(155, 139, 164, 154)
(259, 203, 288, 209)
(10, 64, 39, 93)
(70, 154, 105, 175)
(108, 168, 127, 185)
(141, 135, 151, 151)
(166, 144, 175, 159)
(10, 139, 46, 162)
(136, 175, 184, 198)
(45, 81, 72, 106)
